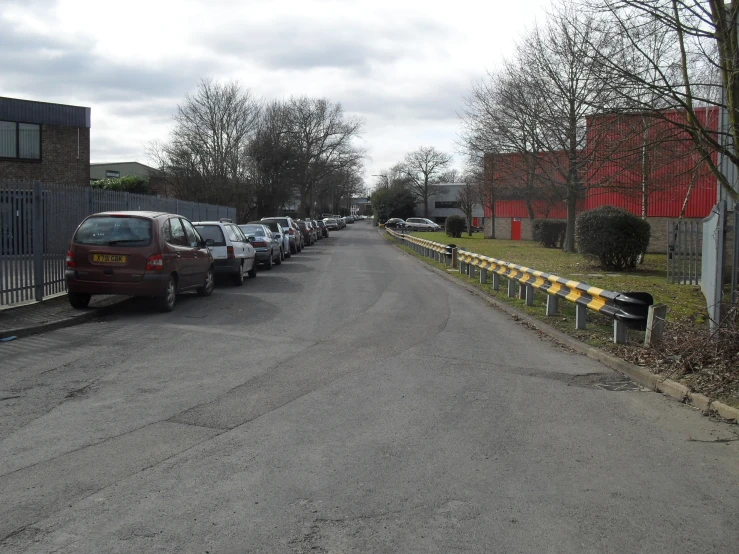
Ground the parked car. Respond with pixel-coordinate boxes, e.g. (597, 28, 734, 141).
(316, 220, 329, 238)
(251, 220, 289, 259)
(311, 220, 322, 240)
(66, 211, 215, 312)
(384, 218, 407, 229)
(323, 218, 339, 230)
(345, 215, 355, 224)
(239, 223, 281, 269)
(192, 220, 257, 285)
(290, 220, 305, 250)
(296, 220, 315, 246)
(405, 217, 441, 232)
(261, 217, 299, 254)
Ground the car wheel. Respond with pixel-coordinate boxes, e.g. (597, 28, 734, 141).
(231, 262, 244, 286)
(276, 248, 283, 265)
(265, 252, 273, 270)
(197, 267, 215, 296)
(68, 292, 91, 309)
(156, 276, 177, 312)
(247, 258, 258, 278)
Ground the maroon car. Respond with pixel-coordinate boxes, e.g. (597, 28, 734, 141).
(65, 211, 215, 312)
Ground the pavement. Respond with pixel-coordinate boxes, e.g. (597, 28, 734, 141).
(0, 294, 129, 339)
(0, 223, 737, 553)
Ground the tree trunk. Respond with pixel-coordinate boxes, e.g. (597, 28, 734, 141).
(489, 190, 496, 239)
(467, 214, 473, 236)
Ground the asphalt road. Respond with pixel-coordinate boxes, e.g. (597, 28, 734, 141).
(1, 223, 737, 554)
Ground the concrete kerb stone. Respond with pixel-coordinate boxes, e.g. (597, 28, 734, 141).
(0, 297, 133, 340)
(381, 229, 738, 425)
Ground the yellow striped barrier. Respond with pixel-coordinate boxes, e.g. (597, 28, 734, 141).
(385, 228, 654, 344)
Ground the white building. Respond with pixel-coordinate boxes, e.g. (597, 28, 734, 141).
(415, 183, 486, 227)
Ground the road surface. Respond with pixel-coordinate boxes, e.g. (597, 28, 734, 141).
(1, 223, 737, 553)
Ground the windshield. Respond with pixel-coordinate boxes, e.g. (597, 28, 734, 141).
(263, 218, 289, 229)
(193, 225, 226, 246)
(74, 216, 152, 246)
(239, 225, 265, 236)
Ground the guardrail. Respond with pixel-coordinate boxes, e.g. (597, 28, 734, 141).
(385, 227, 663, 345)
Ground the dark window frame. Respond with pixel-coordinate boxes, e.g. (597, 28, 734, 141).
(0, 120, 42, 162)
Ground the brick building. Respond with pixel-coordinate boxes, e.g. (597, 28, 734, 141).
(0, 97, 90, 186)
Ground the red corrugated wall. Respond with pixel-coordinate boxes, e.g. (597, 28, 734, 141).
(483, 108, 718, 220)
(585, 107, 718, 218)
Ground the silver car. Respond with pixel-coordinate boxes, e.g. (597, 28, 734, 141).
(250, 220, 289, 260)
(238, 224, 281, 270)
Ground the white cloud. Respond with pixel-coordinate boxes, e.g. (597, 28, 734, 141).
(0, 0, 552, 185)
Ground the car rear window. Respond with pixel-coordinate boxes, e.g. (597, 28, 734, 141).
(193, 224, 226, 246)
(74, 216, 152, 246)
(263, 218, 289, 229)
(239, 225, 265, 236)
(297, 222, 307, 229)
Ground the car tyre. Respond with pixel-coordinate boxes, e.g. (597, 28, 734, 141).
(156, 276, 177, 312)
(231, 263, 244, 286)
(276, 248, 283, 265)
(197, 267, 215, 296)
(247, 258, 258, 278)
(68, 292, 91, 309)
(265, 252, 273, 270)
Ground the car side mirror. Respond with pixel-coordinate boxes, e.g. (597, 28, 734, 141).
(204, 238, 215, 247)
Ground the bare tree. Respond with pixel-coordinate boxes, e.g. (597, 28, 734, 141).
(518, 3, 616, 251)
(583, 0, 737, 201)
(457, 179, 479, 237)
(437, 169, 461, 183)
(148, 79, 261, 220)
(400, 146, 453, 217)
(287, 97, 365, 217)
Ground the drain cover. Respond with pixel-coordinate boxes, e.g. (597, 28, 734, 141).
(595, 380, 643, 392)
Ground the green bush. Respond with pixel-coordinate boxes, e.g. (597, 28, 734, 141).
(575, 206, 650, 270)
(445, 215, 465, 238)
(91, 175, 150, 194)
(532, 220, 567, 249)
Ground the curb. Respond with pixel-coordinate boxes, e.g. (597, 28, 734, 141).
(0, 298, 133, 340)
(383, 231, 739, 425)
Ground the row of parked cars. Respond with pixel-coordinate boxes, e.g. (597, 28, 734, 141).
(64, 211, 363, 312)
(383, 217, 442, 231)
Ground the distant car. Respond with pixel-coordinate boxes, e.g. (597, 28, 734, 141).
(66, 211, 215, 312)
(239, 223, 281, 269)
(345, 215, 355, 224)
(405, 218, 441, 232)
(296, 220, 315, 246)
(193, 220, 257, 285)
(316, 220, 329, 238)
(311, 220, 322, 240)
(290, 220, 305, 250)
(262, 217, 299, 254)
(251, 220, 288, 260)
(323, 218, 339, 230)
(384, 218, 407, 229)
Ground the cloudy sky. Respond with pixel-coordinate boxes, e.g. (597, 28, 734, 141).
(1, 0, 551, 188)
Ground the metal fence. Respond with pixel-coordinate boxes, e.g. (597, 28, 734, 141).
(667, 220, 702, 285)
(0, 180, 236, 307)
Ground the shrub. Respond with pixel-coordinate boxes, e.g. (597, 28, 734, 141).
(532, 220, 567, 249)
(575, 206, 650, 270)
(91, 175, 150, 194)
(445, 215, 465, 238)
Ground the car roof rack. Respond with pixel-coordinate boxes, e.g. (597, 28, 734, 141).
(219, 218, 233, 223)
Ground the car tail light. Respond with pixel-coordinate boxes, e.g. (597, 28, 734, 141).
(146, 254, 163, 271)
(66, 250, 75, 268)
(227, 246, 235, 259)
(252, 241, 268, 247)
(289, 228, 294, 236)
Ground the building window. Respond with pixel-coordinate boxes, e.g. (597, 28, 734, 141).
(0, 121, 41, 160)
(435, 201, 459, 209)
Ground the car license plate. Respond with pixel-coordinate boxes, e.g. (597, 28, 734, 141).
(93, 254, 127, 263)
